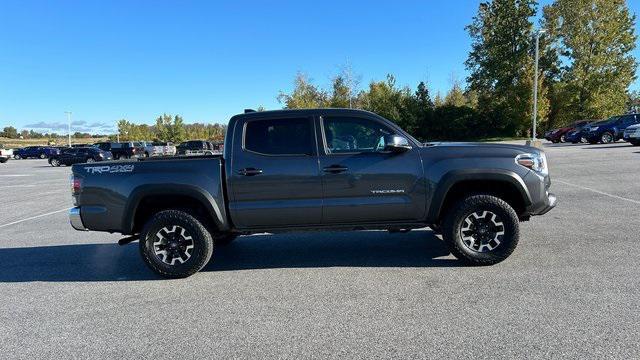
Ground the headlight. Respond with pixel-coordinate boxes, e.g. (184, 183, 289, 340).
(589, 126, 599, 131)
(516, 153, 548, 175)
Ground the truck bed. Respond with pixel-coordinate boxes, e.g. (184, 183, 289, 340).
(72, 156, 228, 234)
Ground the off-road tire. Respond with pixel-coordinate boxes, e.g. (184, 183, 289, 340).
(442, 194, 520, 265)
(139, 210, 214, 278)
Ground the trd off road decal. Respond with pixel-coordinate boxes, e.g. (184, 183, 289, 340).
(85, 164, 135, 174)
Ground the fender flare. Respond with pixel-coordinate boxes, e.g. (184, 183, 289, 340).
(427, 169, 532, 222)
(122, 184, 227, 234)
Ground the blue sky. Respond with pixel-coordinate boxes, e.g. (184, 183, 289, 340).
(1, 0, 638, 133)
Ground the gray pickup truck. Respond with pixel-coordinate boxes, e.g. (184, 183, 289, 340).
(70, 109, 556, 278)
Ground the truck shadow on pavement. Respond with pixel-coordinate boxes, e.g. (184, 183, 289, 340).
(0, 230, 456, 282)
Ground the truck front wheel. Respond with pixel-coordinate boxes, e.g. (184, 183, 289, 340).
(442, 194, 519, 265)
(139, 210, 214, 278)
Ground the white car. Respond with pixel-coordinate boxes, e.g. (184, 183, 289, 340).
(138, 141, 177, 157)
(623, 124, 640, 146)
(0, 147, 13, 163)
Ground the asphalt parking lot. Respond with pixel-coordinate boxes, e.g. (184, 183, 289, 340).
(0, 142, 639, 359)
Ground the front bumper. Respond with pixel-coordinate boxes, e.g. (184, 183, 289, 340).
(535, 192, 557, 215)
(623, 131, 640, 140)
(69, 207, 88, 231)
(585, 132, 601, 142)
(522, 171, 557, 217)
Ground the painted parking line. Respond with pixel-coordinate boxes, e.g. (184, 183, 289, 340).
(0, 208, 70, 229)
(0, 174, 32, 177)
(555, 179, 640, 205)
(0, 184, 37, 189)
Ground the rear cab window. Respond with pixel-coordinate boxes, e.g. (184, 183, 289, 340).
(243, 117, 314, 156)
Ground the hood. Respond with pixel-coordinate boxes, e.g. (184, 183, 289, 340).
(424, 141, 541, 156)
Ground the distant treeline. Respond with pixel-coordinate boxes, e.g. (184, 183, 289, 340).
(113, 114, 226, 143)
(0, 126, 106, 140)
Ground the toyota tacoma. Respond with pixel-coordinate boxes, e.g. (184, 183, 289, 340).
(69, 109, 556, 278)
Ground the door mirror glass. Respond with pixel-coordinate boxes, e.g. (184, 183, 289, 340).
(383, 135, 411, 153)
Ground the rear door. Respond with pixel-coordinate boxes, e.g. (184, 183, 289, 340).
(60, 149, 77, 164)
(228, 115, 322, 228)
(317, 114, 425, 224)
(74, 148, 89, 163)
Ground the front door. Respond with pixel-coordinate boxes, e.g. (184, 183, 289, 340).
(318, 115, 425, 224)
(228, 115, 323, 229)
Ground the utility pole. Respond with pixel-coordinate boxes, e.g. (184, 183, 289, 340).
(532, 29, 545, 141)
(65, 111, 72, 147)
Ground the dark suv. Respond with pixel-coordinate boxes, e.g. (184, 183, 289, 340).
(49, 147, 113, 166)
(585, 114, 640, 144)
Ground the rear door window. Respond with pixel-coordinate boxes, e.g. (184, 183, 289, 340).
(244, 117, 314, 156)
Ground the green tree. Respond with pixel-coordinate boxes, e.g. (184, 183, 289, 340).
(543, 0, 638, 121)
(1, 126, 19, 138)
(359, 75, 417, 133)
(329, 76, 351, 108)
(444, 78, 467, 107)
(277, 72, 329, 108)
(433, 92, 444, 107)
(154, 114, 173, 141)
(167, 115, 186, 143)
(413, 81, 435, 140)
(465, 0, 539, 136)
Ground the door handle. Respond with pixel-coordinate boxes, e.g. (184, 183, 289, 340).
(323, 165, 348, 173)
(238, 168, 263, 176)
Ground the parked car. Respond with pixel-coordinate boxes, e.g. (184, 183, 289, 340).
(584, 114, 640, 144)
(138, 141, 177, 157)
(176, 140, 217, 156)
(0, 145, 12, 163)
(94, 142, 145, 160)
(564, 121, 597, 143)
(69, 108, 556, 278)
(623, 123, 640, 146)
(545, 120, 592, 143)
(49, 147, 113, 166)
(13, 146, 57, 159)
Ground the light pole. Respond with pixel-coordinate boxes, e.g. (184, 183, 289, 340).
(65, 111, 72, 147)
(532, 29, 546, 141)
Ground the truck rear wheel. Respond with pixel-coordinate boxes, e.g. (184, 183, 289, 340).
(442, 194, 519, 265)
(139, 210, 214, 278)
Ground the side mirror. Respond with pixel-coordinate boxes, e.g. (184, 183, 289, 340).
(383, 135, 411, 153)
